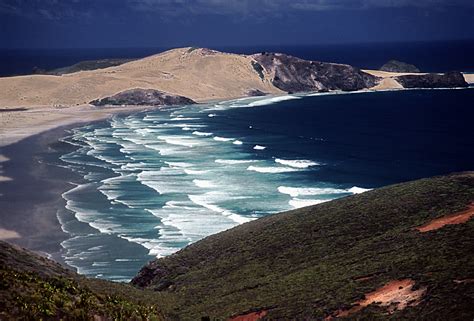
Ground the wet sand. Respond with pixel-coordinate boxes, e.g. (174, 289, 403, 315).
(0, 124, 92, 262)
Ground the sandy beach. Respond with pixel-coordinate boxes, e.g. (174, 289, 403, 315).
(0, 125, 81, 261)
(0, 105, 172, 263)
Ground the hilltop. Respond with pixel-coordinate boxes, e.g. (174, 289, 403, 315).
(1, 172, 473, 320)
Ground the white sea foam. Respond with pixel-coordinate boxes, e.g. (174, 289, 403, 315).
(119, 235, 178, 257)
(192, 131, 213, 136)
(289, 198, 328, 209)
(162, 200, 196, 211)
(247, 95, 302, 107)
(247, 165, 299, 173)
(164, 161, 192, 168)
(184, 169, 208, 175)
(146, 201, 242, 250)
(213, 136, 234, 142)
(157, 135, 199, 147)
(253, 145, 266, 150)
(233, 140, 243, 145)
(170, 117, 199, 121)
(275, 158, 320, 168)
(348, 186, 372, 194)
(136, 169, 188, 194)
(193, 179, 216, 188)
(188, 193, 254, 224)
(172, 123, 198, 128)
(120, 162, 149, 171)
(277, 186, 349, 197)
(63, 192, 125, 235)
(144, 144, 182, 156)
(208, 113, 217, 117)
(215, 159, 258, 164)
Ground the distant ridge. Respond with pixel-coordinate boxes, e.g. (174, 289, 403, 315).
(0, 47, 468, 108)
(34, 58, 135, 75)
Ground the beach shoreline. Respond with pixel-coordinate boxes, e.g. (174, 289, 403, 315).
(0, 124, 84, 265)
(1, 86, 473, 267)
(0, 99, 180, 265)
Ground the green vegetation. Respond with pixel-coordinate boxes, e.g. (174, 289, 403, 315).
(0, 242, 165, 320)
(1, 173, 473, 320)
(34, 59, 134, 75)
(133, 172, 474, 320)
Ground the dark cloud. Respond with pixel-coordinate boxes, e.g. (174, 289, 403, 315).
(2, 0, 474, 20)
(1, 0, 473, 48)
(126, 0, 474, 20)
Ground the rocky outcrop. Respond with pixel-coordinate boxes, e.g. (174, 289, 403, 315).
(90, 88, 196, 107)
(396, 71, 468, 89)
(246, 89, 267, 96)
(131, 260, 177, 290)
(380, 60, 420, 73)
(252, 53, 378, 93)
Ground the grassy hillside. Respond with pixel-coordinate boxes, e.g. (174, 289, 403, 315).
(0, 241, 165, 320)
(132, 172, 474, 320)
(1, 173, 473, 320)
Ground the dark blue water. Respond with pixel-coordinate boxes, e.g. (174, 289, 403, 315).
(54, 88, 474, 281)
(208, 89, 474, 186)
(1, 40, 473, 76)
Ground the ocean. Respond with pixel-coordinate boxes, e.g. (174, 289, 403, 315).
(49, 88, 474, 282)
(3, 42, 473, 282)
(1, 40, 474, 76)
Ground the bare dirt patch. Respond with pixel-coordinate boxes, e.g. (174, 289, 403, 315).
(327, 279, 426, 319)
(228, 310, 268, 321)
(416, 202, 474, 232)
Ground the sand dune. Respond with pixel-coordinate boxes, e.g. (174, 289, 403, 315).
(0, 47, 280, 109)
(464, 73, 474, 84)
(363, 69, 419, 90)
(0, 47, 283, 146)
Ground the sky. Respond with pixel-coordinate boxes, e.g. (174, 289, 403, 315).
(1, 0, 474, 49)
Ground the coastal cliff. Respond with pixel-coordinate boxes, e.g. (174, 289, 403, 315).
(396, 71, 468, 88)
(252, 53, 378, 92)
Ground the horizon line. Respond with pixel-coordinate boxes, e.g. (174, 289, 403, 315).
(1, 38, 474, 51)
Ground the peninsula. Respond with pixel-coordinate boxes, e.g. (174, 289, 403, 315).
(0, 47, 471, 147)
